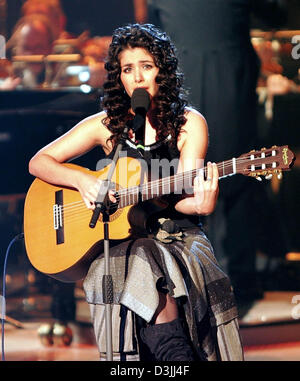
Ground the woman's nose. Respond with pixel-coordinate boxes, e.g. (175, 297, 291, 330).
(134, 69, 143, 83)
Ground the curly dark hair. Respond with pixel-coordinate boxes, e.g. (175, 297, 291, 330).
(102, 23, 188, 147)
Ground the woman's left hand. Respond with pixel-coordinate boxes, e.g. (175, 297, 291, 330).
(193, 161, 219, 215)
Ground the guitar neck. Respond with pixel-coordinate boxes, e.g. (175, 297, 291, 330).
(118, 158, 237, 208)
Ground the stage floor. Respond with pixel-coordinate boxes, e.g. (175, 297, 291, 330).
(2, 284, 300, 362)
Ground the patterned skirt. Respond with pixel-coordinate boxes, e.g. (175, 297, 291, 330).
(83, 228, 244, 361)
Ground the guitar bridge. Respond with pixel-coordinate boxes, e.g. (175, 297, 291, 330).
(53, 204, 63, 230)
(53, 190, 64, 244)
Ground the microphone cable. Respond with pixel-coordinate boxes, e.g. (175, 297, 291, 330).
(1, 233, 24, 361)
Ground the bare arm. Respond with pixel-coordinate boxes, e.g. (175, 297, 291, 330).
(29, 111, 112, 208)
(174, 109, 219, 216)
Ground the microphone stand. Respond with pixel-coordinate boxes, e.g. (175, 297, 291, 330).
(89, 88, 149, 360)
(89, 125, 129, 361)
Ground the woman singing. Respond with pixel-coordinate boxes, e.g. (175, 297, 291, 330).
(29, 23, 243, 361)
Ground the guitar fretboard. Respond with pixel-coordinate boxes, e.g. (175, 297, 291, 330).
(117, 158, 236, 208)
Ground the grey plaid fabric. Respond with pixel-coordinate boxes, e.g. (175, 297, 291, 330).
(83, 228, 244, 361)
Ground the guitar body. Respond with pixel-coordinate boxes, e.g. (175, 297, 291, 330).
(24, 157, 154, 282)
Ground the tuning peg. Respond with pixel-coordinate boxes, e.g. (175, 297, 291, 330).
(277, 172, 283, 180)
(256, 176, 262, 181)
(265, 174, 273, 180)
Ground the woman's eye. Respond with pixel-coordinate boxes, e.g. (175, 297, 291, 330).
(123, 67, 132, 73)
(143, 64, 153, 70)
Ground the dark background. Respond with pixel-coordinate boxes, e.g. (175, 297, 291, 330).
(3, 0, 300, 39)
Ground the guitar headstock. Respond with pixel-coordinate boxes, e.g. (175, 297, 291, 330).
(237, 145, 295, 181)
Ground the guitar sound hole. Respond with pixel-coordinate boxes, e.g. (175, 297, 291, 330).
(108, 201, 119, 215)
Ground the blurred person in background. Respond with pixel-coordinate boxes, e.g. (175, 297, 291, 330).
(0, 7, 77, 340)
(147, 0, 288, 307)
(1, 14, 56, 89)
(21, 0, 71, 40)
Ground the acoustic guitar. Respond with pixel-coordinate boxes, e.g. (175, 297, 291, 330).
(23, 145, 295, 282)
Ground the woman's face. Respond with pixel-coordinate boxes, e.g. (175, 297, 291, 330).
(119, 47, 159, 102)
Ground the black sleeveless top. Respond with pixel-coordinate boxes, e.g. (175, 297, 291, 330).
(104, 134, 200, 230)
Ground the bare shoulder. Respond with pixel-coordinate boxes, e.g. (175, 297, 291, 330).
(74, 110, 111, 146)
(76, 110, 108, 134)
(80, 110, 107, 125)
(184, 107, 207, 131)
(177, 107, 208, 152)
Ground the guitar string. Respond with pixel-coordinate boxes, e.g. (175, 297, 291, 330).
(57, 154, 261, 223)
(57, 174, 281, 225)
(62, 175, 263, 223)
(117, 154, 279, 201)
(60, 156, 242, 212)
(59, 154, 279, 212)
(78, 154, 276, 203)
(29, 152, 282, 230)
(60, 167, 208, 214)
(52, 209, 118, 227)
(61, 162, 279, 217)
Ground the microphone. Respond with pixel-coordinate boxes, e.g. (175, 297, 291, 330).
(131, 88, 151, 133)
(89, 89, 150, 229)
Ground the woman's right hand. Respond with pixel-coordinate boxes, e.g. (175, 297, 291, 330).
(75, 172, 116, 210)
